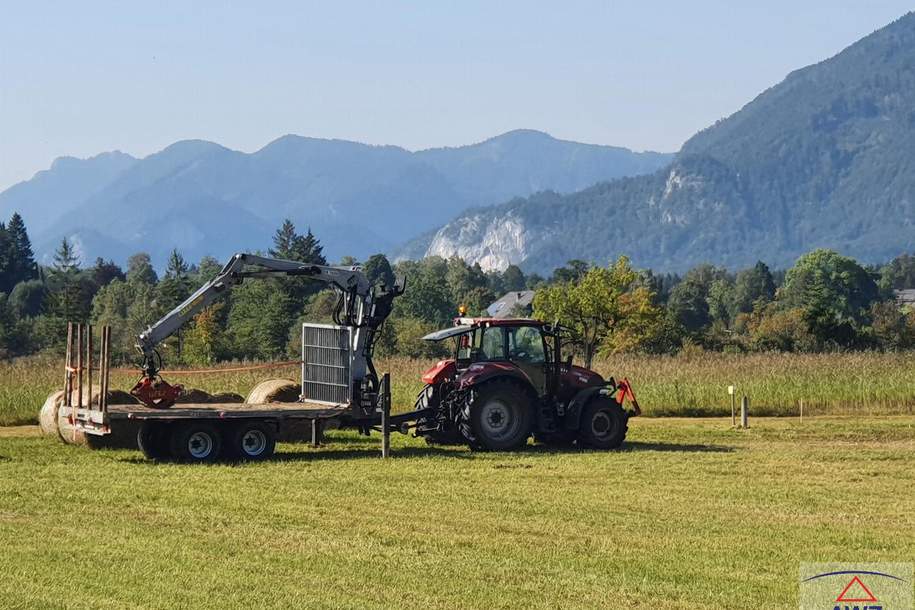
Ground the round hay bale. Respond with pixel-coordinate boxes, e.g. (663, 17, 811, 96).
(57, 402, 88, 446)
(57, 385, 140, 448)
(176, 388, 213, 404)
(107, 389, 139, 405)
(209, 392, 244, 403)
(246, 378, 300, 404)
(39, 390, 65, 436)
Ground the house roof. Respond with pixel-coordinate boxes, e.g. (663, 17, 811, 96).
(486, 290, 536, 318)
(894, 289, 915, 305)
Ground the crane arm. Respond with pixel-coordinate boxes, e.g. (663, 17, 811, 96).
(136, 252, 373, 377)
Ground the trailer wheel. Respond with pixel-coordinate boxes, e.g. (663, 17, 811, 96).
(137, 423, 171, 461)
(460, 379, 533, 451)
(227, 422, 276, 461)
(577, 398, 628, 449)
(169, 423, 222, 463)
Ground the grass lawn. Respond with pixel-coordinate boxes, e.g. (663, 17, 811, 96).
(0, 417, 912, 609)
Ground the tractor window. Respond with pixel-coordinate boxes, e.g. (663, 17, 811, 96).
(507, 326, 545, 364)
(477, 327, 506, 361)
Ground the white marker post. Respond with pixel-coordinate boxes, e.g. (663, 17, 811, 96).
(728, 385, 736, 427)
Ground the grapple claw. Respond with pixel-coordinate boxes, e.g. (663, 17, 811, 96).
(130, 375, 183, 409)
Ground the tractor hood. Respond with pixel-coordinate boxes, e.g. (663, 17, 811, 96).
(562, 365, 604, 388)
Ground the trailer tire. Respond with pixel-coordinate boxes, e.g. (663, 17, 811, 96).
(137, 423, 171, 461)
(577, 398, 628, 450)
(169, 423, 222, 463)
(460, 379, 533, 451)
(226, 422, 276, 461)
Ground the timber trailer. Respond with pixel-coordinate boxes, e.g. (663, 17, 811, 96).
(63, 252, 417, 462)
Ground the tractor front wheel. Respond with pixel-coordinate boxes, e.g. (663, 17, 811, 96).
(577, 398, 628, 449)
(460, 380, 533, 451)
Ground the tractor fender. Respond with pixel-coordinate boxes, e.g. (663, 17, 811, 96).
(455, 361, 534, 392)
(563, 386, 609, 431)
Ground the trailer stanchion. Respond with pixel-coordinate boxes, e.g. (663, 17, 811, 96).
(64, 322, 73, 409)
(381, 373, 391, 459)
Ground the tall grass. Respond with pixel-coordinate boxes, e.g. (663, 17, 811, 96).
(3, 352, 915, 425)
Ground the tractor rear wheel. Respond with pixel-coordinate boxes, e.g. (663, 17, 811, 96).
(577, 398, 628, 449)
(460, 379, 533, 451)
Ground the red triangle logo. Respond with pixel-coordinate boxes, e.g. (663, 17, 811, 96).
(835, 575, 878, 603)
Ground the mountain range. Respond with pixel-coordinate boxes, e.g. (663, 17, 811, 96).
(0, 131, 671, 268)
(414, 12, 915, 272)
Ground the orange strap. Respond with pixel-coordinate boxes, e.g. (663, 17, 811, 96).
(108, 360, 303, 376)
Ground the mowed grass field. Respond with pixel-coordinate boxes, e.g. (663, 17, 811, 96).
(0, 417, 912, 609)
(4, 351, 915, 425)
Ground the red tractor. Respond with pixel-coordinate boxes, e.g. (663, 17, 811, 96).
(415, 317, 640, 451)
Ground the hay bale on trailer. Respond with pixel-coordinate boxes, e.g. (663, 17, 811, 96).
(209, 392, 244, 403)
(246, 379, 309, 442)
(246, 378, 300, 404)
(176, 388, 245, 404)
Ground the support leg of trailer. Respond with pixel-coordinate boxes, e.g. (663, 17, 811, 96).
(310, 419, 323, 448)
(381, 373, 391, 459)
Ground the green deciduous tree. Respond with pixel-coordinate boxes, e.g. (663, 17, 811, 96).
(534, 256, 661, 367)
(733, 261, 776, 314)
(780, 249, 879, 346)
(127, 253, 158, 285)
(363, 254, 395, 290)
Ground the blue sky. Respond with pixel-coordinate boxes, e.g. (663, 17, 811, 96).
(0, 1, 911, 191)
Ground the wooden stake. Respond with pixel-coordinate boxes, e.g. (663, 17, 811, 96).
(740, 395, 749, 429)
(76, 324, 83, 410)
(64, 322, 73, 408)
(86, 324, 93, 412)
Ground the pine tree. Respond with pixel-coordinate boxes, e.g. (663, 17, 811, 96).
(43, 238, 89, 343)
(5, 213, 37, 287)
(0, 222, 10, 293)
(270, 219, 299, 260)
(296, 227, 326, 265)
(159, 249, 192, 310)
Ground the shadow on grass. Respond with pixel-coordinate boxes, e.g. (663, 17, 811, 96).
(115, 439, 734, 465)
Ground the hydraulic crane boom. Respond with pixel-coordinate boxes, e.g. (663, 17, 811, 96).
(132, 252, 403, 408)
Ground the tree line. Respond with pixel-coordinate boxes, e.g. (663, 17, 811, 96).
(1, 212, 915, 365)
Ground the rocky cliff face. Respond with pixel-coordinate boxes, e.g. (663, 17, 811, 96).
(426, 210, 534, 271)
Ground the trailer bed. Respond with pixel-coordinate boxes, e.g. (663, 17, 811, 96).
(107, 401, 350, 421)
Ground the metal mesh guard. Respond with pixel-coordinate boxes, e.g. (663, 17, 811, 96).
(301, 323, 352, 405)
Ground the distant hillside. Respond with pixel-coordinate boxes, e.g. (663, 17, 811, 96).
(0, 130, 671, 267)
(418, 13, 915, 273)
